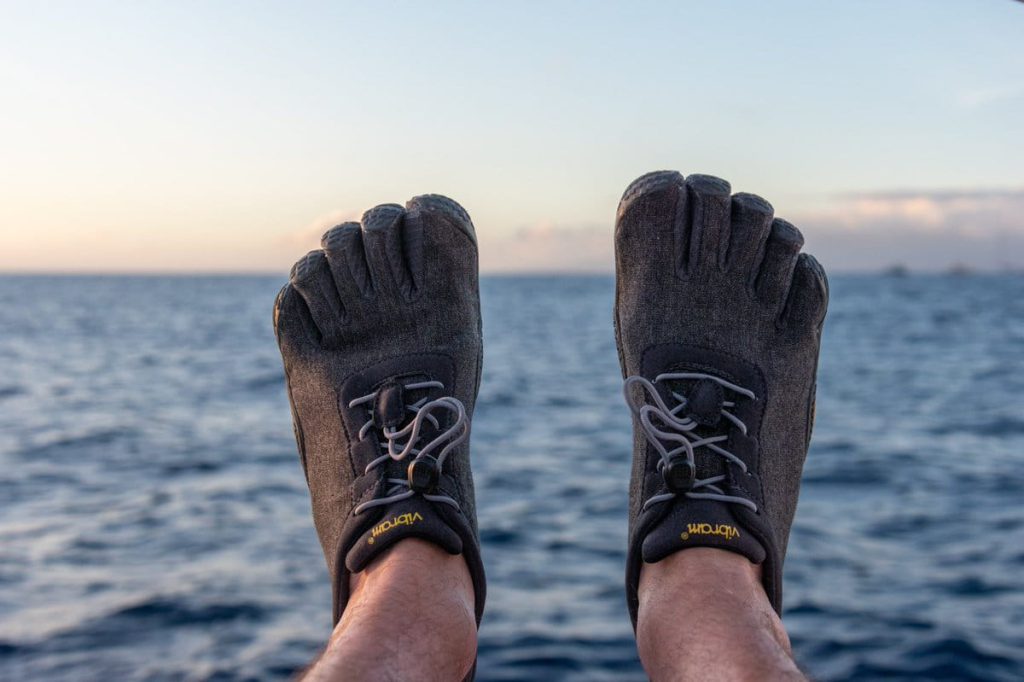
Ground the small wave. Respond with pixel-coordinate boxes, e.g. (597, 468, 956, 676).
(476, 391, 519, 409)
(0, 385, 24, 400)
(20, 428, 138, 459)
(785, 601, 830, 616)
(802, 460, 889, 486)
(245, 372, 285, 391)
(0, 641, 23, 657)
(161, 460, 222, 476)
(865, 513, 936, 538)
(813, 438, 859, 454)
(929, 415, 1024, 437)
(906, 636, 1019, 673)
(0, 597, 272, 664)
(934, 576, 1014, 597)
(480, 528, 520, 545)
(108, 597, 268, 627)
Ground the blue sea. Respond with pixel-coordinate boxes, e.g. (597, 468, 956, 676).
(1, 274, 1022, 681)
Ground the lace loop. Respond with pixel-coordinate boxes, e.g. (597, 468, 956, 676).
(624, 372, 758, 513)
(349, 380, 467, 515)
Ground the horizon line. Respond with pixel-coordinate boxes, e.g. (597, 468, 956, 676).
(0, 266, 1020, 278)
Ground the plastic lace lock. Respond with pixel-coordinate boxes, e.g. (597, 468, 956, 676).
(662, 455, 696, 493)
(408, 456, 440, 493)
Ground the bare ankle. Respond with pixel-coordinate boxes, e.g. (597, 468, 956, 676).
(305, 540, 477, 682)
(637, 548, 803, 682)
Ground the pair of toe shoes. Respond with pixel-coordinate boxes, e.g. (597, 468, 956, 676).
(273, 171, 828, 636)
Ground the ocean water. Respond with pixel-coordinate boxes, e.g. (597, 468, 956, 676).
(0, 274, 1022, 681)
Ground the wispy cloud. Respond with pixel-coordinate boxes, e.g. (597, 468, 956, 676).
(479, 222, 613, 273)
(794, 188, 1024, 271)
(803, 188, 1024, 235)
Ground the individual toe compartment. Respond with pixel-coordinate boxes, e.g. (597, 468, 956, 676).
(682, 174, 732, 275)
(725, 192, 775, 278)
(615, 170, 688, 280)
(288, 249, 346, 346)
(782, 253, 829, 331)
(754, 218, 805, 317)
(360, 203, 416, 300)
(403, 194, 479, 293)
(322, 222, 374, 300)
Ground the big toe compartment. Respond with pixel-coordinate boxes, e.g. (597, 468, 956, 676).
(615, 170, 687, 280)
(404, 194, 479, 291)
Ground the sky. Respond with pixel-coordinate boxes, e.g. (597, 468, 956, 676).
(1, 0, 1022, 274)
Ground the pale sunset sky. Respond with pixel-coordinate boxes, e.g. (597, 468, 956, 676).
(1, 1, 1022, 273)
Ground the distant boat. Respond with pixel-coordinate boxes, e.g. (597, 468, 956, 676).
(946, 263, 973, 277)
(883, 264, 910, 278)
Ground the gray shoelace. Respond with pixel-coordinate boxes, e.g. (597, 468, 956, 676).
(624, 372, 759, 512)
(349, 380, 468, 515)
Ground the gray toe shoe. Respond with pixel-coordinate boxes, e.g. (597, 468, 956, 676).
(615, 170, 828, 627)
(274, 194, 486, 626)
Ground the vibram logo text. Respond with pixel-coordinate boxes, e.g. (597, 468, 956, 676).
(681, 523, 740, 541)
(367, 512, 424, 544)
